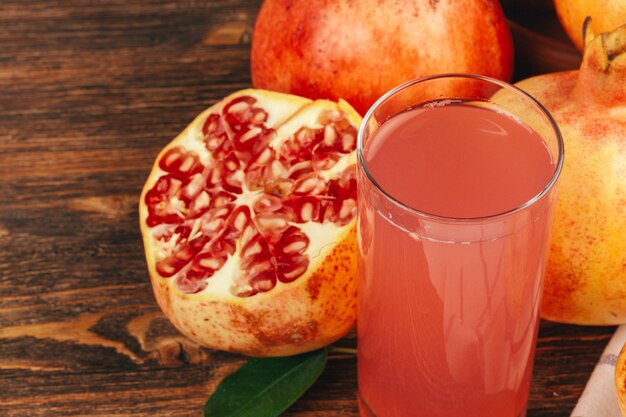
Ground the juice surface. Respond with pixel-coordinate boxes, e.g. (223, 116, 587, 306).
(364, 102, 554, 217)
(357, 102, 557, 417)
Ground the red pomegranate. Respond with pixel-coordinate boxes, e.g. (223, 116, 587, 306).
(554, 0, 626, 51)
(139, 89, 361, 356)
(251, 0, 514, 115)
(514, 22, 626, 325)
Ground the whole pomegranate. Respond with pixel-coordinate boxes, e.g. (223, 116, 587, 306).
(514, 22, 626, 325)
(139, 89, 361, 356)
(554, 0, 626, 51)
(251, 0, 514, 115)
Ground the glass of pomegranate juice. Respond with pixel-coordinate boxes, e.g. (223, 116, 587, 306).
(356, 74, 564, 417)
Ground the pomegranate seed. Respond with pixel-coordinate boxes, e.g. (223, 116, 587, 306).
(256, 147, 274, 165)
(323, 124, 338, 146)
(239, 126, 263, 144)
(206, 136, 222, 151)
(162, 150, 180, 169)
(312, 151, 340, 172)
(202, 114, 219, 135)
(241, 239, 272, 269)
(282, 264, 308, 281)
(201, 205, 233, 236)
(226, 99, 253, 115)
(203, 219, 224, 234)
(232, 207, 250, 232)
(339, 198, 357, 219)
(251, 108, 268, 125)
(213, 191, 236, 207)
(193, 191, 211, 212)
(225, 160, 238, 171)
(255, 214, 289, 234)
(183, 174, 204, 200)
(179, 155, 195, 173)
(295, 127, 318, 148)
(254, 259, 274, 273)
(271, 159, 287, 178)
(156, 257, 180, 277)
(274, 226, 310, 255)
(253, 194, 283, 214)
(283, 196, 320, 223)
(159, 147, 203, 179)
(341, 130, 356, 152)
(213, 207, 231, 218)
(278, 256, 309, 282)
(156, 237, 207, 277)
(212, 238, 236, 259)
(243, 240, 263, 258)
(320, 202, 336, 223)
(265, 178, 294, 196)
(176, 247, 194, 262)
(168, 225, 190, 240)
(240, 225, 258, 248)
(175, 273, 208, 294)
(293, 176, 317, 194)
(203, 113, 233, 159)
(282, 240, 307, 255)
(251, 274, 276, 292)
(278, 140, 298, 163)
(145, 175, 188, 226)
(301, 203, 314, 221)
(294, 175, 325, 195)
(287, 160, 313, 179)
(198, 256, 223, 270)
(223, 177, 243, 194)
(246, 259, 274, 276)
(245, 167, 266, 191)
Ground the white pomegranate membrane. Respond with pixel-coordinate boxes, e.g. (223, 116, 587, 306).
(144, 95, 358, 296)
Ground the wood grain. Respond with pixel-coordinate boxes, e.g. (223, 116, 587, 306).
(0, 1, 616, 416)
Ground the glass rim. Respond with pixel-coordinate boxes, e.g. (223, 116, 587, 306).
(357, 73, 564, 223)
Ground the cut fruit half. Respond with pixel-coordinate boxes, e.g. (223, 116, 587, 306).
(139, 89, 361, 356)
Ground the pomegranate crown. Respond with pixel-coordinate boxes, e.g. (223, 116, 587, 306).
(576, 18, 626, 105)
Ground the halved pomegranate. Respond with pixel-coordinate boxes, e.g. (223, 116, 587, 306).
(139, 89, 361, 356)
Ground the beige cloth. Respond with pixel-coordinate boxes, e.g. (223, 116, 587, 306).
(571, 325, 626, 417)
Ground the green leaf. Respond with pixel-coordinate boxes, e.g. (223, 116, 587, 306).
(203, 348, 328, 417)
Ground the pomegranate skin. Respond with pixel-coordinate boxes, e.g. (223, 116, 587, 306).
(251, 0, 514, 115)
(514, 24, 626, 325)
(554, 0, 626, 51)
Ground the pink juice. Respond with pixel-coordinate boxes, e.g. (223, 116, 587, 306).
(357, 102, 558, 417)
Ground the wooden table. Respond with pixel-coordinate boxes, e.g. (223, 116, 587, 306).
(0, 1, 616, 416)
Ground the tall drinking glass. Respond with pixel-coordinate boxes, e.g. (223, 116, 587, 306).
(356, 74, 563, 417)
